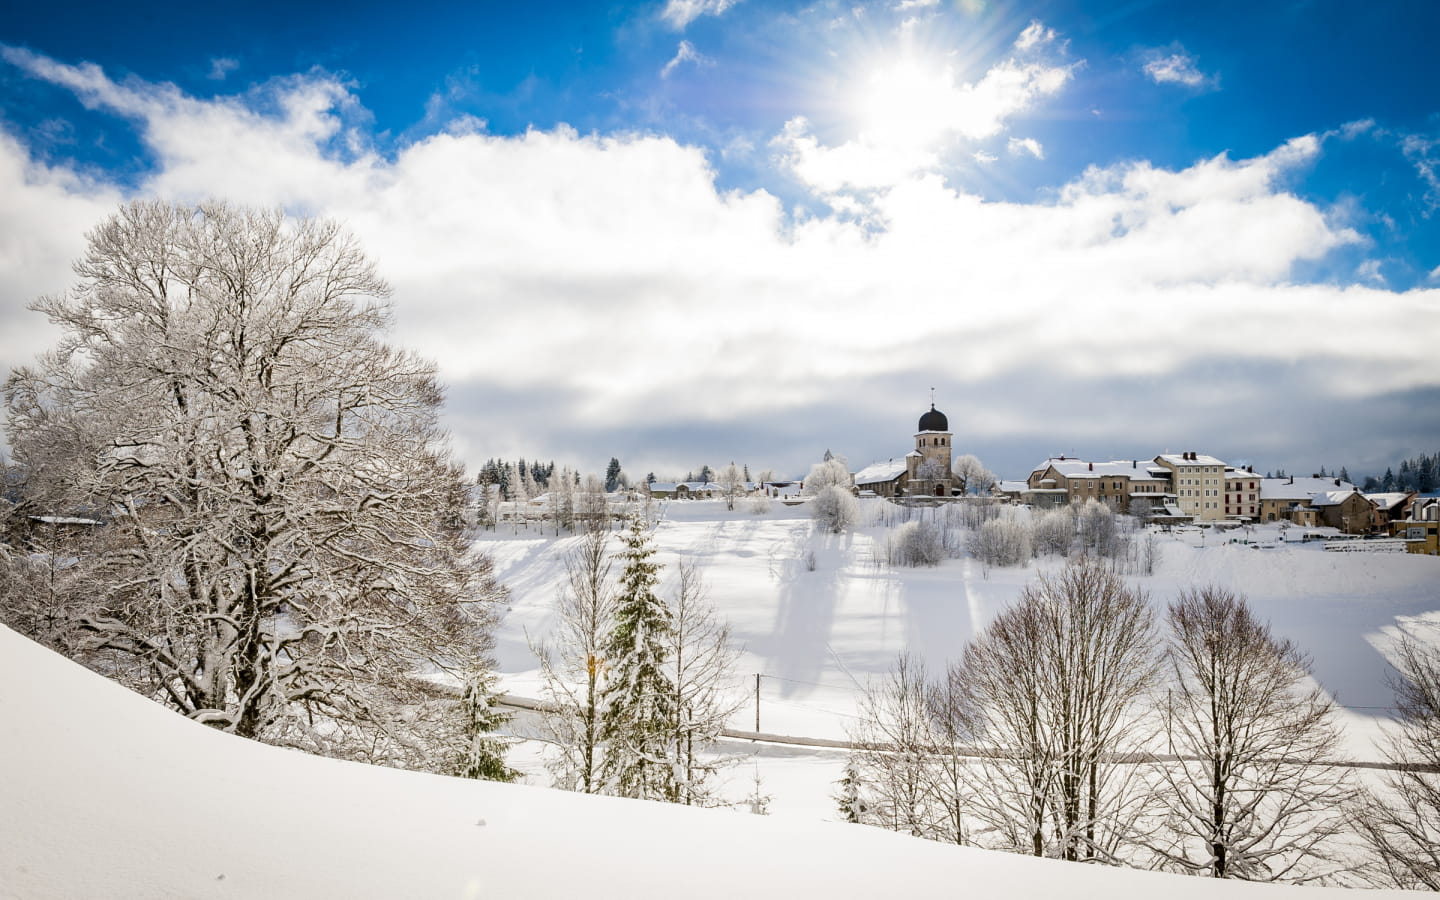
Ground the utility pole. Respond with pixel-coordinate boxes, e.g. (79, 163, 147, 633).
(755, 673, 762, 734)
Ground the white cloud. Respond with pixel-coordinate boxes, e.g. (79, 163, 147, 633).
(207, 57, 238, 80)
(1401, 133, 1440, 212)
(1014, 20, 1055, 51)
(0, 49, 1430, 475)
(660, 0, 740, 30)
(1357, 259, 1386, 284)
(661, 40, 711, 78)
(1141, 46, 1216, 89)
(1007, 136, 1043, 159)
(972, 150, 997, 163)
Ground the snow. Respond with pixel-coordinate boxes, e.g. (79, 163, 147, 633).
(0, 622, 1414, 899)
(1155, 453, 1228, 467)
(486, 501, 1440, 770)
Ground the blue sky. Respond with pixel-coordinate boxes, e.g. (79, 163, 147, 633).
(1, 0, 1438, 480)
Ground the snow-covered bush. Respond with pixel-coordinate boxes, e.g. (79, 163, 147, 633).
(967, 515, 1032, 568)
(1076, 499, 1130, 560)
(1033, 507, 1074, 556)
(747, 492, 772, 515)
(810, 485, 858, 533)
(886, 520, 945, 567)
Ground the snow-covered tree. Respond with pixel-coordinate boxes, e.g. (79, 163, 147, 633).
(1, 201, 504, 769)
(953, 454, 997, 497)
(453, 664, 518, 782)
(718, 462, 746, 511)
(534, 524, 617, 793)
(803, 457, 851, 494)
(604, 457, 624, 493)
(810, 484, 858, 533)
(600, 514, 676, 800)
(1150, 587, 1354, 882)
(835, 757, 868, 824)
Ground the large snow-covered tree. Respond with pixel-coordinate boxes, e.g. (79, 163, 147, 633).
(952, 454, 996, 496)
(1, 201, 504, 769)
(1151, 587, 1355, 882)
(600, 513, 676, 800)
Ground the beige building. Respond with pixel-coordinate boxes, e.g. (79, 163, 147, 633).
(1152, 453, 1229, 521)
(1026, 457, 1171, 515)
(1258, 475, 1358, 525)
(1224, 468, 1261, 520)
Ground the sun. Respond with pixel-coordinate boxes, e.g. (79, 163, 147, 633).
(855, 55, 958, 150)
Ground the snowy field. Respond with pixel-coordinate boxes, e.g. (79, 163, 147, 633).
(482, 499, 1440, 818)
(0, 621, 1419, 899)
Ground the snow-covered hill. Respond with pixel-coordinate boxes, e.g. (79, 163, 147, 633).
(0, 623, 1414, 899)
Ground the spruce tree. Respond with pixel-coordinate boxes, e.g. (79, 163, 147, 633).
(454, 664, 519, 782)
(835, 757, 866, 823)
(605, 457, 623, 493)
(600, 514, 676, 800)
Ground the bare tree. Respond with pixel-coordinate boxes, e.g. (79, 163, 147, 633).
(1151, 587, 1356, 882)
(2, 201, 504, 770)
(850, 652, 938, 837)
(950, 563, 1159, 862)
(664, 560, 742, 805)
(534, 523, 617, 793)
(1356, 625, 1440, 889)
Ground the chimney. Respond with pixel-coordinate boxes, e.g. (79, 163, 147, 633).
(1335, 478, 1341, 487)
(1088, 462, 1094, 471)
(1288, 476, 1294, 485)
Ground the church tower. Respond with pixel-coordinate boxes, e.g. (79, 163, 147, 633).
(905, 402, 955, 497)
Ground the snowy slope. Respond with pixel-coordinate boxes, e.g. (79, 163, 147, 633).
(0, 624, 1413, 899)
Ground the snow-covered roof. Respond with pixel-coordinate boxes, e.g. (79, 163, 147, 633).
(853, 459, 907, 486)
(1035, 459, 1167, 480)
(1309, 490, 1366, 508)
(1259, 477, 1355, 501)
(1154, 453, 1227, 468)
(649, 482, 724, 492)
(1225, 469, 1260, 481)
(995, 480, 1029, 493)
(1365, 492, 1413, 511)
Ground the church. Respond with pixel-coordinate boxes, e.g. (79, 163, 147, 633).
(852, 403, 957, 498)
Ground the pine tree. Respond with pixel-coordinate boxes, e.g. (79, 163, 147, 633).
(600, 514, 676, 800)
(835, 757, 866, 823)
(1340, 466, 1351, 485)
(698, 464, 715, 484)
(1384, 467, 1397, 491)
(454, 664, 519, 782)
(605, 457, 623, 493)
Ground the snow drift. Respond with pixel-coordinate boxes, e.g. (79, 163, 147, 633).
(0, 624, 1410, 898)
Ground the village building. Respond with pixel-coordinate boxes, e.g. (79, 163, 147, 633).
(851, 403, 958, 498)
(1152, 452, 1229, 522)
(1024, 457, 1172, 515)
(1224, 467, 1262, 521)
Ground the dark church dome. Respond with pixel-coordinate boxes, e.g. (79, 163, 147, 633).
(918, 404, 948, 432)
